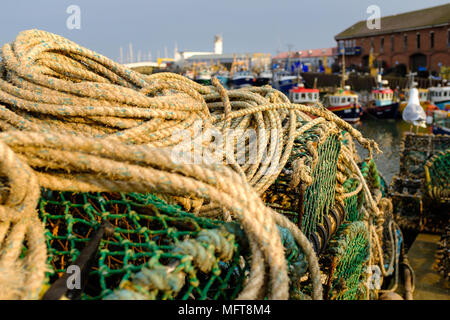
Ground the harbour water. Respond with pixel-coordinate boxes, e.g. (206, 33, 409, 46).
(353, 118, 430, 184)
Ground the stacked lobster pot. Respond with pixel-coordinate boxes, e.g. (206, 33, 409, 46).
(389, 132, 450, 237)
(0, 29, 409, 301)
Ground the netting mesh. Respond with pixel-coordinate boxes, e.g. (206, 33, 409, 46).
(425, 149, 450, 202)
(39, 189, 309, 300)
(391, 133, 450, 234)
(343, 178, 363, 222)
(323, 221, 369, 300)
(399, 133, 450, 180)
(301, 134, 341, 237)
(39, 190, 249, 300)
(262, 130, 341, 235)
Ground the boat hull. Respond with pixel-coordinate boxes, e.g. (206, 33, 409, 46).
(327, 105, 362, 123)
(276, 80, 298, 96)
(434, 99, 450, 111)
(231, 77, 254, 88)
(366, 102, 399, 119)
(255, 77, 271, 86)
(195, 79, 211, 85)
(432, 125, 450, 135)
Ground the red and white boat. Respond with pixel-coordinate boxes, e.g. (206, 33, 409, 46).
(289, 83, 319, 104)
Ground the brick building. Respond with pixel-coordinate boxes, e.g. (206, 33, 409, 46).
(335, 4, 450, 76)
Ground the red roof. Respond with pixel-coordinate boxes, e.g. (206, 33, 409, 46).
(273, 47, 337, 60)
(372, 89, 393, 94)
(290, 87, 319, 93)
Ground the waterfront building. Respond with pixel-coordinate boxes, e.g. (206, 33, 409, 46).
(334, 4, 450, 76)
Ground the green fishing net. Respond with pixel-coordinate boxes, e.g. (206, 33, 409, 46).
(39, 189, 308, 300)
(343, 178, 363, 222)
(263, 129, 341, 237)
(323, 221, 369, 300)
(425, 149, 450, 202)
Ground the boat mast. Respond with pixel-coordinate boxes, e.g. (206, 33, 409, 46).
(406, 71, 417, 88)
(340, 49, 345, 88)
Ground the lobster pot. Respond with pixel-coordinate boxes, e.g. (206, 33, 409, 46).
(322, 221, 370, 300)
(435, 224, 450, 281)
(342, 178, 364, 222)
(399, 133, 450, 180)
(424, 149, 450, 204)
(262, 127, 346, 252)
(39, 190, 250, 300)
(262, 126, 367, 255)
(391, 133, 450, 235)
(39, 189, 309, 300)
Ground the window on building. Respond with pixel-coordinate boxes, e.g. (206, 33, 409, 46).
(380, 37, 384, 52)
(430, 31, 434, 49)
(370, 38, 374, 50)
(391, 36, 395, 52)
(416, 33, 421, 49)
(448, 29, 450, 47)
(404, 35, 408, 51)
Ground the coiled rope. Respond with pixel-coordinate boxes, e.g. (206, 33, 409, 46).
(0, 29, 381, 300)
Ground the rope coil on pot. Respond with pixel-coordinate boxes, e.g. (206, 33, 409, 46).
(0, 29, 382, 300)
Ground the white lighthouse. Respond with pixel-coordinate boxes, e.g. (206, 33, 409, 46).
(214, 35, 223, 55)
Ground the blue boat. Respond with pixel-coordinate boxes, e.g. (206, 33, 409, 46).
(214, 70, 230, 89)
(273, 70, 302, 96)
(231, 70, 255, 88)
(255, 70, 273, 86)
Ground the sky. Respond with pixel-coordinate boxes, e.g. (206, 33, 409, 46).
(0, 0, 448, 62)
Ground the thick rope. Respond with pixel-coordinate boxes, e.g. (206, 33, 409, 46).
(0, 29, 382, 300)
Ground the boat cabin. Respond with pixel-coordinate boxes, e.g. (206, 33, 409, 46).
(326, 90, 358, 106)
(429, 86, 450, 103)
(289, 85, 319, 104)
(371, 88, 394, 106)
(428, 86, 450, 110)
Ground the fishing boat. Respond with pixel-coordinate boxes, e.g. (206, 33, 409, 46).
(183, 69, 195, 81)
(365, 76, 399, 119)
(213, 70, 230, 88)
(323, 86, 362, 122)
(432, 110, 450, 135)
(273, 70, 302, 96)
(428, 86, 450, 111)
(289, 83, 319, 104)
(231, 70, 255, 88)
(322, 53, 362, 123)
(195, 68, 212, 85)
(255, 69, 273, 86)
